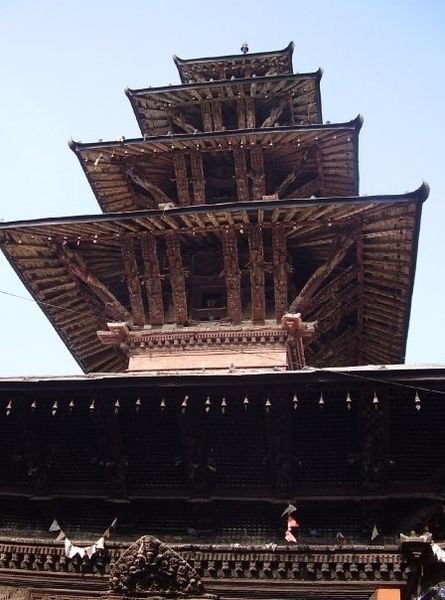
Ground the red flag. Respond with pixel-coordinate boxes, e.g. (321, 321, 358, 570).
(288, 515, 299, 528)
(285, 529, 297, 543)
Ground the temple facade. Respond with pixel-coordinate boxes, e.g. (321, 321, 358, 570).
(0, 43, 443, 600)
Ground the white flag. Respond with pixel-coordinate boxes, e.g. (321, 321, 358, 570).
(96, 536, 105, 550)
(49, 519, 61, 532)
(64, 538, 72, 557)
(371, 524, 379, 540)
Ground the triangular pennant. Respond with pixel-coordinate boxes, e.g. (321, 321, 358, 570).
(64, 538, 72, 557)
(103, 527, 111, 539)
(281, 504, 297, 518)
(371, 524, 379, 540)
(55, 530, 66, 542)
(287, 516, 299, 529)
(85, 545, 97, 559)
(285, 529, 297, 543)
(110, 518, 118, 529)
(49, 519, 61, 532)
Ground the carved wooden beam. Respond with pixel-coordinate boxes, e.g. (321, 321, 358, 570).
(165, 231, 188, 324)
(167, 110, 196, 134)
(248, 225, 265, 323)
(201, 101, 213, 132)
(245, 97, 256, 128)
(57, 246, 131, 322)
(140, 233, 164, 326)
(289, 231, 355, 315)
(190, 152, 206, 204)
(126, 168, 174, 206)
(233, 148, 249, 202)
(211, 100, 223, 131)
(261, 96, 289, 128)
(272, 223, 288, 322)
(120, 238, 145, 327)
(250, 146, 266, 200)
(173, 154, 191, 207)
(221, 228, 242, 324)
(236, 98, 246, 129)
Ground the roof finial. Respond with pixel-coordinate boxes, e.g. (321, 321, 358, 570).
(241, 42, 249, 54)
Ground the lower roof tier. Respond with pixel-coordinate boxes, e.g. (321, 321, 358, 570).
(0, 189, 427, 373)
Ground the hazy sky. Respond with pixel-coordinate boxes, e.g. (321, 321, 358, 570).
(0, 0, 444, 375)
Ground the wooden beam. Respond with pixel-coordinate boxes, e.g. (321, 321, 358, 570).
(173, 154, 191, 207)
(261, 96, 289, 128)
(290, 176, 320, 199)
(140, 234, 164, 326)
(167, 110, 196, 134)
(201, 101, 213, 132)
(190, 152, 206, 205)
(236, 98, 246, 129)
(314, 145, 325, 196)
(126, 168, 174, 206)
(274, 149, 310, 198)
(165, 231, 188, 324)
(211, 100, 223, 131)
(250, 146, 266, 200)
(248, 225, 265, 323)
(289, 231, 355, 315)
(355, 222, 364, 364)
(57, 245, 131, 322)
(272, 223, 288, 322)
(221, 227, 242, 324)
(245, 97, 256, 128)
(233, 148, 249, 202)
(120, 237, 145, 327)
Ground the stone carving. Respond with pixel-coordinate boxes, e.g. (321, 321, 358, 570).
(109, 535, 208, 597)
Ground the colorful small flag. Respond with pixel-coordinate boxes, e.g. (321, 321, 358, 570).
(55, 530, 66, 542)
(285, 529, 297, 543)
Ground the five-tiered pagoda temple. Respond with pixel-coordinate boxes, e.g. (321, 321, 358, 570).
(0, 42, 444, 600)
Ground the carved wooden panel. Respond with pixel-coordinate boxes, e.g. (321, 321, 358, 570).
(248, 225, 265, 323)
(165, 231, 188, 324)
(140, 234, 164, 326)
(221, 228, 242, 324)
(120, 238, 145, 327)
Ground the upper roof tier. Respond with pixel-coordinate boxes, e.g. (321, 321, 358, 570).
(173, 42, 295, 83)
(126, 71, 323, 136)
(70, 119, 361, 214)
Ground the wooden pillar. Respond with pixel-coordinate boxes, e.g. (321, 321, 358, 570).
(233, 148, 249, 202)
(173, 154, 191, 206)
(140, 233, 164, 326)
(248, 225, 265, 323)
(190, 153, 206, 205)
(120, 237, 145, 327)
(221, 227, 242, 324)
(272, 224, 288, 322)
(165, 231, 188, 325)
(250, 145, 266, 200)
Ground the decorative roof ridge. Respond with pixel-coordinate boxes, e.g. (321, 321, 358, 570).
(173, 42, 295, 68)
(68, 116, 363, 152)
(0, 184, 429, 232)
(125, 69, 322, 97)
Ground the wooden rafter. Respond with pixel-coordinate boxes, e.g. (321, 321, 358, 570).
(272, 223, 288, 322)
(289, 231, 355, 315)
(140, 233, 164, 326)
(190, 153, 206, 204)
(120, 237, 145, 327)
(248, 225, 266, 323)
(221, 227, 242, 324)
(233, 148, 249, 202)
(126, 168, 174, 206)
(165, 231, 188, 324)
(57, 245, 131, 322)
(355, 221, 364, 364)
(250, 146, 266, 200)
(261, 96, 289, 128)
(314, 145, 325, 196)
(173, 154, 191, 206)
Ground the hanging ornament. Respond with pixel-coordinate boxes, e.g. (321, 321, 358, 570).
(265, 397, 272, 413)
(346, 391, 352, 411)
(52, 400, 58, 417)
(160, 398, 166, 412)
(205, 396, 211, 414)
(292, 394, 298, 410)
(414, 391, 421, 411)
(89, 398, 96, 413)
(221, 397, 227, 414)
(372, 392, 379, 410)
(135, 397, 142, 413)
(114, 399, 120, 415)
(318, 392, 325, 409)
(243, 395, 249, 411)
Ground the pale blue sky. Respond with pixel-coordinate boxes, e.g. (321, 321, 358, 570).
(0, 0, 444, 375)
